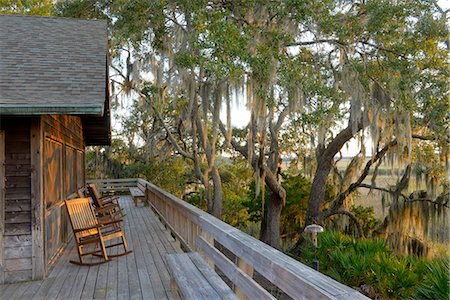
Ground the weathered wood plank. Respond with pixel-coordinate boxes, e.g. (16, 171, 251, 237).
(128, 200, 155, 300)
(5, 164, 31, 176)
(5, 176, 31, 189)
(14, 278, 43, 299)
(4, 246, 32, 259)
(4, 258, 32, 271)
(5, 211, 31, 223)
(4, 223, 31, 235)
(196, 236, 274, 300)
(4, 235, 32, 247)
(93, 253, 109, 299)
(30, 117, 46, 280)
(0, 130, 5, 284)
(5, 187, 30, 200)
(121, 199, 142, 300)
(133, 200, 170, 300)
(55, 259, 83, 300)
(79, 264, 99, 300)
(188, 252, 238, 300)
(138, 203, 183, 300)
(4, 270, 32, 283)
(5, 199, 31, 212)
(31, 244, 72, 299)
(12, 280, 42, 299)
(165, 253, 228, 300)
(43, 246, 78, 300)
(0, 282, 21, 298)
(116, 239, 130, 300)
(106, 239, 119, 300)
(87, 178, 137, 184)
(129, 187, 145, 197)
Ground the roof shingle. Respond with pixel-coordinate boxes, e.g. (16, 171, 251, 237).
(0, 14, 107, 115)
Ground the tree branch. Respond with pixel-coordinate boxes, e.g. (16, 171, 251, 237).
(358, 40, 406, 58)
(217, 119, 286, 202)
(142, 93, 193, 160)
(322, 209, 365, 238)
(320, 140, 397, 218)
(412, 133, 450, 143)
(286, 39, 344, 47)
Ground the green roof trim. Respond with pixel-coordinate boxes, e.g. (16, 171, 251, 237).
(0, 103, 104, 115)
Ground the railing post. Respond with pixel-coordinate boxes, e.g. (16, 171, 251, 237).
(235, 258, 254, 300)
(199, 231, 215, 269)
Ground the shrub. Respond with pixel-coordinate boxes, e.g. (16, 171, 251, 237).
(295, 231, 449, 299)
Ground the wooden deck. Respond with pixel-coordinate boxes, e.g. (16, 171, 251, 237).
(0, 196, 182, 300)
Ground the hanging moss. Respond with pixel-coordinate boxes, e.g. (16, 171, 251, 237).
(374, 190, 449, 257)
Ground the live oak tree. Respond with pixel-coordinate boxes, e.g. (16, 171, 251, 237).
(57, 0, 449, 250)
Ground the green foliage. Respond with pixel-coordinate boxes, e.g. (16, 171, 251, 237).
(414, 259, 450, 300)
(348, 205, 381, 237)
(244, 173, 312, 235)
(1, 0, 53, 15)
(297, 231, 450, 299)
(219, 159, 254, 228)
(54, 0, 107, 19)
(280, 173, 311, 235)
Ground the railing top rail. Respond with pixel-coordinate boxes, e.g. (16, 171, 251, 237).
(87, 178, 138, 183)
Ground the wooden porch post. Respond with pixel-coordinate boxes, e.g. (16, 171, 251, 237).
(30, 118, 45, 280)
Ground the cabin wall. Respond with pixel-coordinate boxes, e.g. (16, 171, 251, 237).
(0, 115, 86, 283)
(41, 115, 85, 267)
(0, 117, 33, 283)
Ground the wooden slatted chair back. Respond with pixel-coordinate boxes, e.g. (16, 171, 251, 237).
(65, 198, 99, 238)
(87, 184, 103, 207)
(77, 187, 86, 198)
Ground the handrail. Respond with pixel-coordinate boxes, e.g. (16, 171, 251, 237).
(89, 178, 369, 300)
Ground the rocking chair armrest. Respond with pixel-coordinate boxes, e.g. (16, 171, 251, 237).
(99, 196, 119, 202)
(94, 205, 119, 214)
(99, 219, 123, 226)
(73, 224, 102, 233)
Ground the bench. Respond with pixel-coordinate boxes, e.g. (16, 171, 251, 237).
(166, 252, 238, 300)
(129, 187, 145, 207)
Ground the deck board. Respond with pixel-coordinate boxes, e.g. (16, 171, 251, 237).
(1, 196, 181, 300)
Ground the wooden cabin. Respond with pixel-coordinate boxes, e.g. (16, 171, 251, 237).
(0, 15, 110, 283)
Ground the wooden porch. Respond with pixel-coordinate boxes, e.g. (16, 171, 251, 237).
(0, 178, 368, 299)
(0, 195, 182, 300)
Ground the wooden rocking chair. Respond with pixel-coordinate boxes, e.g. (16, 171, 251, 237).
(87, 183, 126, 220)
(65, 197, 132, 265)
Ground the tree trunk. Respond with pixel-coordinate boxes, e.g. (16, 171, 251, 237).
(305, 123, 363, 226)
(292, 123, 364, 256)
(211, 166, 223, 218)
(260, 191, 283, 249)
(305, 156, 333, 225)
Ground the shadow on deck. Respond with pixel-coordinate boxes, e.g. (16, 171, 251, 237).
(0, 196, 182, 300)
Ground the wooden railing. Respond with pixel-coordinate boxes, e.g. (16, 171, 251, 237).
(87, 178, 138, 193)
(88, 178, 369, 300)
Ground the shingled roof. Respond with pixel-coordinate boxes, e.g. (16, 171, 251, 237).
(0, 14, 111, 145)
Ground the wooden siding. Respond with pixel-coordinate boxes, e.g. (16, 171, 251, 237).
(0, 118, 33, 283)
(42, 115, 85, 267)
(0, 131, 5, 283)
